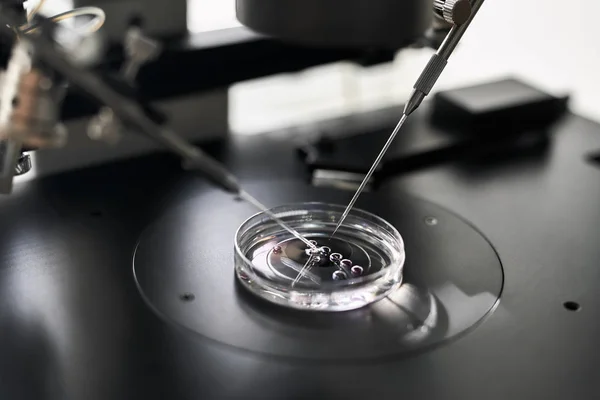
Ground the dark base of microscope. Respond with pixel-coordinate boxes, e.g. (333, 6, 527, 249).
(298, 78, 568, 185)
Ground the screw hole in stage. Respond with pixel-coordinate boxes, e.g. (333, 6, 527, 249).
(180, 293, 195, 302)
(563, 301, 581, 312)
(424, 216, 438, 226)
(128, 14, 144, 28)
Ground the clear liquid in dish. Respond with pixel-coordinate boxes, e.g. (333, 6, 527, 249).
(246, 232, 390, 289)
(235, 203, 405, 311)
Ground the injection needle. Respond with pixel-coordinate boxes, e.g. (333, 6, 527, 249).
(330, 114, 408, 237)
(292, 254, 315, 287)
(240, 190, 317, 250)
(329, 0, 486, 238)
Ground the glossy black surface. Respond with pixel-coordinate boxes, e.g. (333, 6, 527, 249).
(1, 106, 600, 399)
(431, 78, 569, 130)
(133, 186, 502, 359)
(300, 80, 561, 179)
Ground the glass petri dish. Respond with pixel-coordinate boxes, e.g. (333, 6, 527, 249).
(234, 202, 406, 312)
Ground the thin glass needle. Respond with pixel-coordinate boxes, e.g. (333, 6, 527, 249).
(331, 113, 408, 238)
(292, 254, 315, 287)
(281, 256, 321, 284)
(239, 190, 317, 250)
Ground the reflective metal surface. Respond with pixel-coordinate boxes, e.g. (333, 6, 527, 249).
(14, 153, 31, 176)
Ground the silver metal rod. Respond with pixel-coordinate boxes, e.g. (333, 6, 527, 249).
(404, 0, 486, 116)
(331, 114, 408, 237)
(332, 0, 488, 238)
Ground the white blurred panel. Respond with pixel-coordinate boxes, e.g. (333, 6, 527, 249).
(187, 0, 239, 33)
(230, 0, 600, 134)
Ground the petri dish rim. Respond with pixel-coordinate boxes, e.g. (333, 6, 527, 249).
(234, 202, 406, 294)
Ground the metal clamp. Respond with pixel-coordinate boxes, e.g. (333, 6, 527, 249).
(122, 27, 162, 84)
(14, 153, 31, 176)
(87, 27, 162, 144)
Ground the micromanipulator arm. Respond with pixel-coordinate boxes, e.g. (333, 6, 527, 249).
(404, 0, 486, 116)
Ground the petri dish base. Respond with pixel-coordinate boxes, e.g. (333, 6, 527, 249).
(235, 203, 406, 312)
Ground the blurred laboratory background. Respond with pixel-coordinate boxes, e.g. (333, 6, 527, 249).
(35, 0, 600, 135)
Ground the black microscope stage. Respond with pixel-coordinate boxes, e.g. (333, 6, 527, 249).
(1, 107, 599, 399)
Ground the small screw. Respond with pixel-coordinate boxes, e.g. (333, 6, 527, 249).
(321, 246, 331, 255)
(425, 216, 438, 226)
(180, 293, 195, 302)
(272, 245, 282, 254)
(340, 259, 353, 268)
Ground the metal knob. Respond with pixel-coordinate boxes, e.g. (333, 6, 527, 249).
(14, 153, 31, 176)
(121, 27, 162, 84)
(434, 0, 472, 25)
(88, 107, 122, 144)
